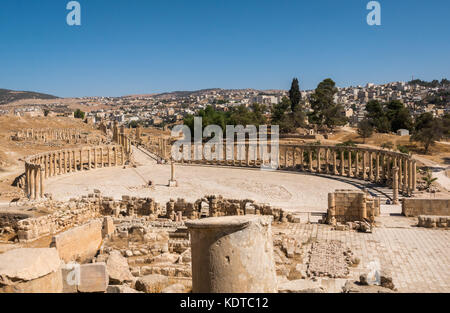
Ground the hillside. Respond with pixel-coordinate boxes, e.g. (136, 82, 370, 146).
(0, 88, 58, 105)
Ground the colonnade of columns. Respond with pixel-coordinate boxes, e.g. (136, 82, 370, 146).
(155, 142, 416, 196)
(117, 133, 132, 154)
(18, 128, 82, 142)
(24, 145, 125, 200)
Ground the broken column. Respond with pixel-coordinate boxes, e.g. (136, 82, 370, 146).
(186, 215, 277, 293)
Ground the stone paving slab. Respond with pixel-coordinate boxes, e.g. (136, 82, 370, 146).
(275, 222, 450, 293)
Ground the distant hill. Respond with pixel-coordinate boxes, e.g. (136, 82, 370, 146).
(0, 88, 58, 105)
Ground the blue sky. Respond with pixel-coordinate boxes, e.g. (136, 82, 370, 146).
(0, 0, 449, 97)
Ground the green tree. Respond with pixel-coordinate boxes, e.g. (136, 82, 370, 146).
(386, 100, 412, 132)
(308, 78, 347, 129)
(366, 100, 390, 133)
(410, 118, 444, 154)
(289, 78, 302, 112)
(74, 109, 85, 119)
(357, 119, 374, 143)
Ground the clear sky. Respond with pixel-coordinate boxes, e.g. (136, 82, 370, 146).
(0, 0, 449, 97)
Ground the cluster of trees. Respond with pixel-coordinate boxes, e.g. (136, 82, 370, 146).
(183, 77, 351, 135)
(408, 78, 449, 88)
(410, 112, 450, 154)
(358, 99, 414, 142)
(363, 100, 413, 133)
(358, 99, 450, 153)
(183, 103, 267, 134)
(272, 78, 347, 133)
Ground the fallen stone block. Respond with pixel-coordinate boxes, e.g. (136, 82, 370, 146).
(135, 274, 169, 293)
(106, 251, 134, 285)
(0, 248, 62, 293)
(78, 263, 109, 293)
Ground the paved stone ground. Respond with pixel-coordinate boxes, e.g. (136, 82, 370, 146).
(275, 220, 450, 293)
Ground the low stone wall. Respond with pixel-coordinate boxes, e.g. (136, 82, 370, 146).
(17, 203, 100, 242)
(418, 215, 449, 228)
(327, 190, 380, 224)
(402, 199, 450, 217)
(12, 192, 297, 244)
(50, 220, 103, 263)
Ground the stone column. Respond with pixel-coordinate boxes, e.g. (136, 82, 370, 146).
(64, 151, 68, 174)
(39, 167, 44, 199)
(408, 160, 413, 195)
(25, 164, 30, 197)
(412, 160, 417, 193)
(100, 148, 104, 168)
(58, 152, 62, 175)
(308, 150, 313, 172)
(284, 147, 288, 169)
(299, 148, 304, 171)
(79, 150, 83, 171)
(72, 150, 76, 172)
(369, 152, 374, 181)
(186, 215, 277, 293)
(292, 147, 296, 170)
(108, 147, 112, 167)
(392, 166, 399, 205)
(398, 157, 403, 192)
(33, 167, 38, 200)
(340, 150, 345, 176)
(87, 148, 91, 170)
(376, 153, 380, 182)
(316, 148, 321, 173)
(403, 159, 408, 195)
(44, 155, 48, 179)
(347, 150, 352, 177)
(362, 152, 367, 180)
(355, 152, 360, 178)
(358, 192, 367, 220)
(333, 150, 337, 174)
(325, 149, 329, 173)
(94, 148, 97, 169)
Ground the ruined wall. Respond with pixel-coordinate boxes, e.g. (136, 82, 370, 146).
(417, 215, 450, 228)
(12, 191, 297, 244)
(50, 220, 103, 263)
(17, 203, 100, 242)
(327, 190, 380, 224)
(402, 199, 450, 217)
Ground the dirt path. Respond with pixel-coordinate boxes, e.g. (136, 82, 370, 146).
(413, 154, 450, 191)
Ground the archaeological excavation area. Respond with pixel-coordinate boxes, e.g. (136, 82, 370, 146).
(0, 124, 449, 294)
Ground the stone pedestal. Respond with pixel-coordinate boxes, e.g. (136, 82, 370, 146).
(186, 215, 277, 293)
